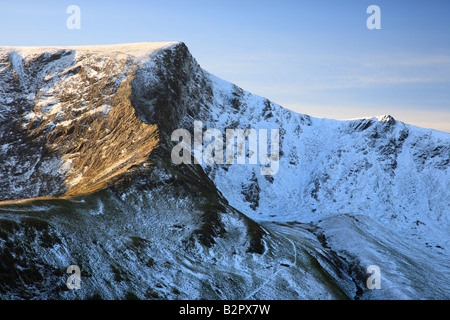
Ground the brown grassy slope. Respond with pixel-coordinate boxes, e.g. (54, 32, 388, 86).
(4, 57, 159, 203)
(51, 61, 159, 198)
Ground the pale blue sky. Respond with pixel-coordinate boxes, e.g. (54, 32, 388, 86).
(1, 0, 449, 132)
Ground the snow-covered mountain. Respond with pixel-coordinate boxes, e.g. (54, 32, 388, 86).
(0, 42, 448, 299)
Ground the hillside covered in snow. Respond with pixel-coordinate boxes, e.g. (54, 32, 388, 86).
(0, 42, 448, 300)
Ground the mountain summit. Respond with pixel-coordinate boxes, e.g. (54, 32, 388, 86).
(0, 42, 448, 299)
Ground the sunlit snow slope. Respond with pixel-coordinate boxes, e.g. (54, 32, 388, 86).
(0, 42, 448, 299)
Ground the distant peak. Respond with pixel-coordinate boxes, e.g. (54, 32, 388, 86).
(376, 115, 395, 122)
(376, 115, 396, 125)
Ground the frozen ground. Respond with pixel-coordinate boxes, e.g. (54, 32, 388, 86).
(0, 42, 448, 299)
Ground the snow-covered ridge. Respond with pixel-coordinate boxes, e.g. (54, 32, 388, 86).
(0, 42, 180, 60)
(208, 71, 449, 234)
(1, 41, 447, 250)
(0, 42, 448, 299)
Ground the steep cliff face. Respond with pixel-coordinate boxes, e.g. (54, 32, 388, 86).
(0, 44, 164, 201)
(0, 42, 448, 299)
(204, 85, 450, 251)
